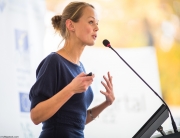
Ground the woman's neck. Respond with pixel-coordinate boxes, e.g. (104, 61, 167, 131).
(58, 40, 85, 65)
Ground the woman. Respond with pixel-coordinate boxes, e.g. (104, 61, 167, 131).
(29, 1, 115, 138)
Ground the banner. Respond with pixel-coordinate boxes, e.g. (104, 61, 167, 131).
(0, 0, 45, 137)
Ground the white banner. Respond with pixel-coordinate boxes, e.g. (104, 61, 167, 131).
(0, 0, 45, 137)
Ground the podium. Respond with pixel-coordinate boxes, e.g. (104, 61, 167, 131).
(152, 132, 180, 138)
(132, 104, 180, 138)
(152, 130, 180, 138)
(158, 132, 180, 138)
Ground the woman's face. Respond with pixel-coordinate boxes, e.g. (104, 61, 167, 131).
(73, 6, 99, 46)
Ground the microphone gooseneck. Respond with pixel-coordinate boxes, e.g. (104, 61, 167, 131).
(102, 39, 178, 133)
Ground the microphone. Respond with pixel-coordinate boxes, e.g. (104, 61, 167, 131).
(102, 39, 178, 134)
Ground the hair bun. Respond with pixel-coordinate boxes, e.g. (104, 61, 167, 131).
(51, 15, 62, 30)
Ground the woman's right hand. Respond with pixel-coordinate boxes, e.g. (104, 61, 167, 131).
(69, 72, 94, 94)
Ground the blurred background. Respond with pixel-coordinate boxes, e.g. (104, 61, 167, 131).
(0, 0, 180, 137)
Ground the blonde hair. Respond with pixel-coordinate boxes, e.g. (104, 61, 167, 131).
(51, 2, 94, 39)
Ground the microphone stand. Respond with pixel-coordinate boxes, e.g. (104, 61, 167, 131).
(106, 45, 180, 137)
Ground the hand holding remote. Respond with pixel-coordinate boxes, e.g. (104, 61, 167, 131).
(86, 72, 92, 76)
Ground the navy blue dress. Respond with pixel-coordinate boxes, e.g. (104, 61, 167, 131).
(29, 52, 93, 138)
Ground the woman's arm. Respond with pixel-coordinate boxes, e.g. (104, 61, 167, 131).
(86, 101, 110, 124)
(30, 72, 94, 125)
(30, 85, 74, 125)
(86, 72, 115, 124)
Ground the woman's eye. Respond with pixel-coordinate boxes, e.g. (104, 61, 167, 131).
(89, 21, 93, 24)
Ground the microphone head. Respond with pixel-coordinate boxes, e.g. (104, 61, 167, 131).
(103, 39, 111, 47)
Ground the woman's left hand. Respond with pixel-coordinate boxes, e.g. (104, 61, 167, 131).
(100, 72, 115, 105)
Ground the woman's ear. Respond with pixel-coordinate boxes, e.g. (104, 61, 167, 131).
(66, 19, 75, 32)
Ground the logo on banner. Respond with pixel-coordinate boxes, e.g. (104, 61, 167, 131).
(0, 0, 5, 12)
(19, 92, 30, 112)
(15, 29, 29, 52)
